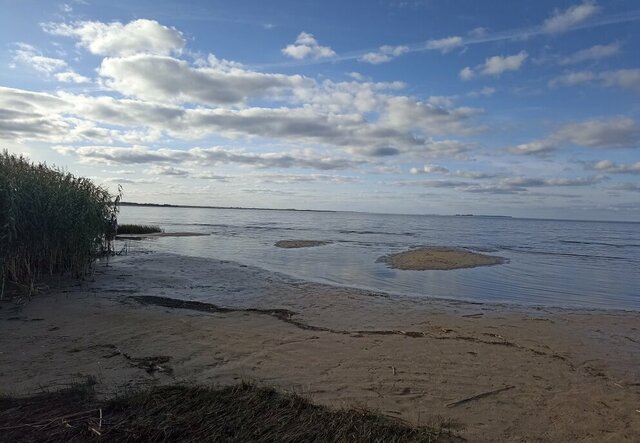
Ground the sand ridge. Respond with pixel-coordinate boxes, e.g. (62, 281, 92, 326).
(1, 252, 638, 442)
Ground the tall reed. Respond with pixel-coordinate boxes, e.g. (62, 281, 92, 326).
(0, 151, 120, 295)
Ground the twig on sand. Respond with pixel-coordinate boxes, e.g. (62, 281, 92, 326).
(446, 385, 515, 408)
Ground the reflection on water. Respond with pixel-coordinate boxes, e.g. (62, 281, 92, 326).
(118, 207, 640, 310)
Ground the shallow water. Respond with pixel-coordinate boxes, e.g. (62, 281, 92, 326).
(118, 206, 640, 310)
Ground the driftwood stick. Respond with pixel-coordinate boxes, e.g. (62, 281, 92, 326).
(446, 385, 515, 408)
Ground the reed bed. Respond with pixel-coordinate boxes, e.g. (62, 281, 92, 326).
(0, 151, 119, 295)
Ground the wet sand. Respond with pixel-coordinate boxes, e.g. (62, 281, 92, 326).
(378, 247, 505, 270)
(1, 252, 638, 442)
(275, 240, 330, 248)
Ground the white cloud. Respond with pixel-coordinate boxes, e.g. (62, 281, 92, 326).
(145, 165, 190, 177)
(459, 66, 474, 80)
(559, 42, 621, 65)
(509, 117, 639, 156)
(12, 43, 67, 74)
(281, 32, 335, 59)
(460, 51, 527, 80)
(468, 27, 488, 38)
(55, 145, 364, 170)
(425, 36, 463, 53)
(550, 68, 640, 92)
(43, 19, 185, 56)
(98, 54, 308, 105)
(480, 51, 528, 76)
(359, 45, 409, 64)
(588, 160, 640, 174)
(542, 1, 600, 34)
(555, 117, 639, 148)
(508, 139, 556, 156)
(467, 87, 496, 98)
(55, 70, 91, 83)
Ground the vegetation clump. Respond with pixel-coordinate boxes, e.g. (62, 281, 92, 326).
(0, 381, 460, 442)
(117, 224, 162, 235)
(0, 151, 119, 294)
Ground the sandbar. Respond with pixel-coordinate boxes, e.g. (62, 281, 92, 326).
(378, 247, 505, 270)
(275, 240, 329, 248)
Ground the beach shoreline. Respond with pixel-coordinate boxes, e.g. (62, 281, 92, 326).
(1, 251, 639, 441)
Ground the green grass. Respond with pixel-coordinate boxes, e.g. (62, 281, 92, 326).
(0, 381, 460, 442)
(117, 224, 163, 235)
(0, 151, 119, 294)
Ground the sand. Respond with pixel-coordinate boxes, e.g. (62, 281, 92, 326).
(275, 240, 330, 248)
(1, 252, 639, 442)
(378, 247, 505, 270)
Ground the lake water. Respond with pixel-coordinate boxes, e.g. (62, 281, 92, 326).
(118, 206, 640, 311)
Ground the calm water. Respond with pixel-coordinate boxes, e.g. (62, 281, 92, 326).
(118, 206, 640, 311)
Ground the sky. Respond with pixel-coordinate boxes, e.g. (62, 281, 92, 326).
(1, 0, 639, 220)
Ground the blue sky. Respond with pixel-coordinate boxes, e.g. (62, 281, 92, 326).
(1, 0, 639, 220)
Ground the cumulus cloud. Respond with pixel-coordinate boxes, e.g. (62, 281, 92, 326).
(281, 32, 335, 59)
(43, 19, 185, 56)
(98, 54, 308, 105)
(542, 1, 600, 34)
(460, 51, 527, 80)
(586, 160, 640, 174)
(425, 36, 463, 53)
(359, 45, 409, 64)
(559, 42, 621, 65)
(509, 117, 639, 156)
(550, 68, 640, 92)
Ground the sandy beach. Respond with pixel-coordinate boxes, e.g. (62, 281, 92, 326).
(1, 252, 639, 442)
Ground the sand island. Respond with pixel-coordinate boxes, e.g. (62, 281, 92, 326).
(378, 247, 505, 270)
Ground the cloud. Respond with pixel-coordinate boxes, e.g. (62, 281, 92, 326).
(145, 165, 190, 176)
(281, 32, 335, 59)
(542, 1, 600, 34)
(43, 19, 185, 56)
(459, 67, 474, 80)
(467, 87, 496, 98)
(425, 36, 463, 53)
(12, 43, 67, 74)
(460, 51, 527, 80)
(55, 70, 91, 83)
(549, 69, 640, 92)
(359, 45, 409, 64)
(586, 160, 640, 174)
(409, 164, 498, 179)
(396, 175, 602, 194)
(54, 145, 364, 171)
(559, 41, 621, 65)
(255, 174, 357, 184)
(507, 139, 556, 156)
(98, 54, 308, 105)
(509, 117, 639, 156)
(555, 117, 639, 148)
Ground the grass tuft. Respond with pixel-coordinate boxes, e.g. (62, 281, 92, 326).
(0, 382, 460, 442)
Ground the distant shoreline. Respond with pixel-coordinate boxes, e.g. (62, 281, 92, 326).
(119, 202, 640, 224)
